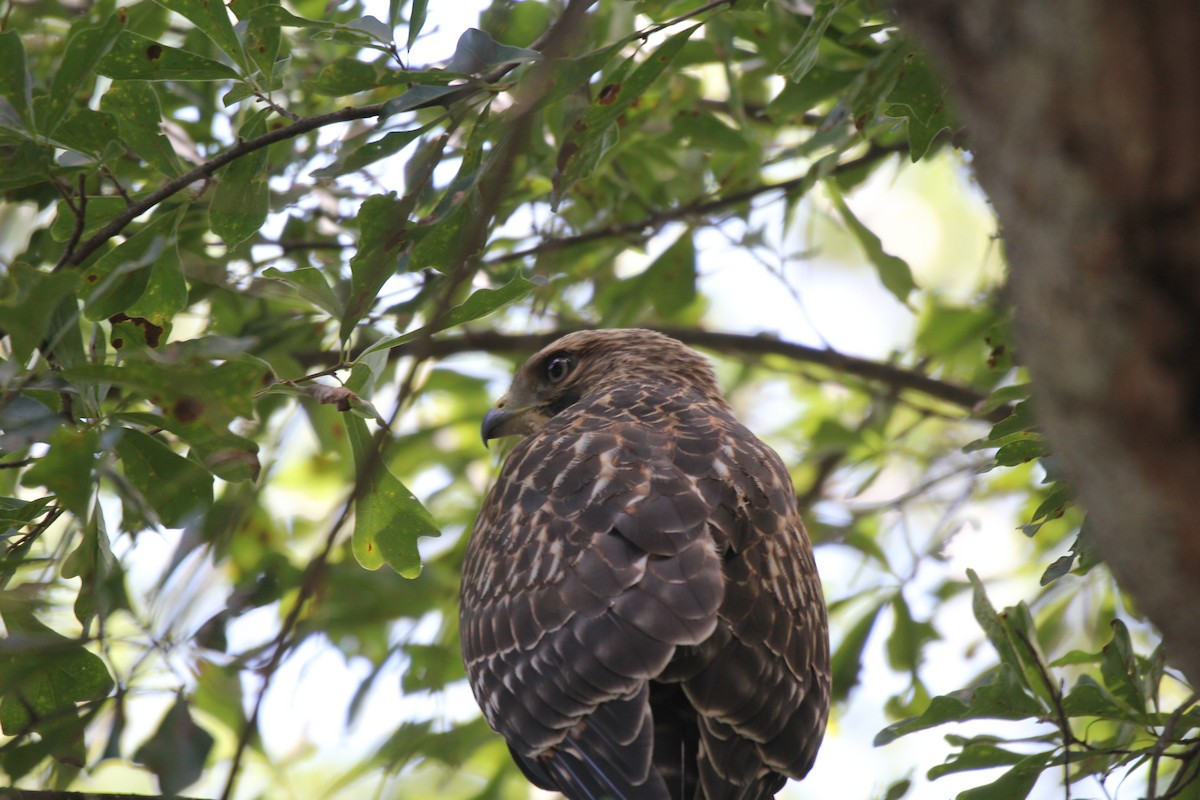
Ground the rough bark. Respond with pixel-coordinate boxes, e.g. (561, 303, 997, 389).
(895, 1, 1200, 683)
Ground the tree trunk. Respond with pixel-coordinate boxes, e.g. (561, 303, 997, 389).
(894, 1, 1200, 684)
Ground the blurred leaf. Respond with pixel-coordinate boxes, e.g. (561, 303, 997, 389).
(778, 0, 849, 83)
(0, 31, 33, 129)
(362, 273, 537, 356)
(0, 265, 79, 363)
(829, 186, 915, 305)
(874, 664, 1043, 746)
(927, 740, 1025, 780)
(44, 13, 126, 134)
(346, 415, 440, 577)
(115, 428, 215, 528)
(313, 123, 432, 177)
(955, 752, 1054, 800)
(79, 209, 179, 321)
(1100, 619, 1146, 717)
(155, 0, 246, 70)
(62, 502, 129, 627)
(134, 694, 214, 795)
(50, 196, 128, 242)
(21, 427, 98, 519)
(98, 32, 241, 81)
(887, 593, 938, 674)
(210, 111, 269, 248)
(443, 27, 540, 74)
(116, 411, 260, 482)
(553, 25, 699, 206)
(0, 615, 115, 739)
(886, 51, 953, 161)
(342, 191, 412, 339)
(263, 266, 343, 317)
(405, 0, 428, 50)
(830, 600, 884, 703)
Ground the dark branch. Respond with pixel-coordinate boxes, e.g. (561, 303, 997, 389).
(295, 327, 1007, 422)
(485, 141, 906, 265)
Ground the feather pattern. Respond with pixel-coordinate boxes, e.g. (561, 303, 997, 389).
(461, 329, 830, 799)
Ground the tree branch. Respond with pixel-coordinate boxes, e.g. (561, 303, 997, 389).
(59, 104, 385, 271)
(295, 327, 1008, 421)
(486, 141, 907, 265)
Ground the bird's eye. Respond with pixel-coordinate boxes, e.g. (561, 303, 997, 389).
(544, 354, 575, 384)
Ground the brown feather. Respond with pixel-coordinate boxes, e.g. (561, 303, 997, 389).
(460, 329, 830, 800)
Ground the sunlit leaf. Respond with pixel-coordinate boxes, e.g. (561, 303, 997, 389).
(154, 0, 246, 71)
(346, 414, 439, 577)
(98, 32, 241, 81)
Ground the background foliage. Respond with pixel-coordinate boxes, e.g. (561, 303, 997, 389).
(1, 0, 1197, 798)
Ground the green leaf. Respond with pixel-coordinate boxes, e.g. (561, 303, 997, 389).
(1060, 676, 1139, 722)
(887, 593, 939, 674)
(124, 230, 188, 329)
(263, 266, 343, 317)
(62, 503, 129, 627)
(768, 66, 855, 118)
(210, 111, 269, 248)
(134, 694, 214, 795)
(777, 0, 849, 83)
(405, 0, 428, 50)
(645, 232, 697, 318)
(0, 265, 80, 364)
(927, 740, 1026, 780)
(98, 32, 241, 81)
(153, 0, 246, 71)
(53, 108, 121, 159)
(50, 196, 128, 242)
(79, 209, 179, 321)
(994, 437, 1047, 467)
(116, 412, 260, 482)
(44, 13, 126, 134)
(874, 664, 1043, 746)
(1100, 619, 1146, 716)
(21, 427, 99, 519)
(313, 123, 432, 178)
(342, 191, 411, 339)
(886, 51, 953, 161)
(362, 273, 537, 357)
(955, 752, 1054, 800)
(0, 30, 33, 129)
(0, 616, 115, 737)
(67, 356, 267, 427)
(966, 569, 1031, 687)
(442, 27, 540, 74)
(830, 601, 884, 703)
(553, 25, 700, 206)
(346, 415, 439, 577)
(115, 428, 214, 528)
(829, 186, 916, 304)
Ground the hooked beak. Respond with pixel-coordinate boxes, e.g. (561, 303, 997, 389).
(481, 395, 542, 446)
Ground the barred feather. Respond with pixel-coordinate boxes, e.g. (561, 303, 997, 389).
(460, 329, 830, 799)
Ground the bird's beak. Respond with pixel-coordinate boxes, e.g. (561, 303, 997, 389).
(481, 394, 542, 446)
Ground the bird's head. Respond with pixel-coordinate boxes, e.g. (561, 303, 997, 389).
(481, 328, 723, 445)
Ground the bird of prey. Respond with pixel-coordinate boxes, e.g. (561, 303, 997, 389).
(460, 329, 829, 800)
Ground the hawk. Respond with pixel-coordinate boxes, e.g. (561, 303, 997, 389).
(460, 329, 830, 800)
